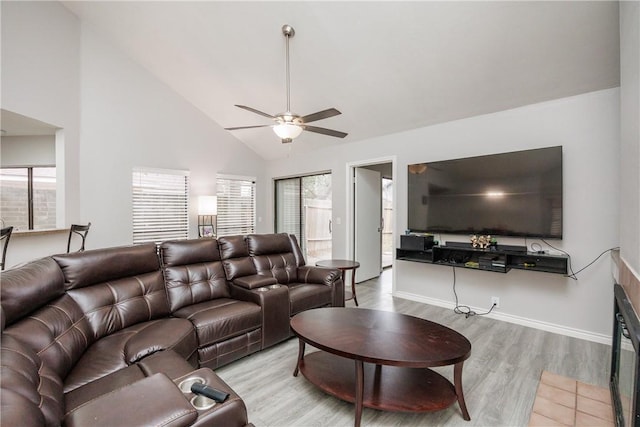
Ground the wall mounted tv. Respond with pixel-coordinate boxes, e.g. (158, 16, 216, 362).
(408, 146, 563, 239)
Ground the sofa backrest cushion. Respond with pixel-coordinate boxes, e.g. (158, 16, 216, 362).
(218, 235, 249, 259)
(218, 235, 257, 281)
(0, 257, 65, 326)
(3, 294, 94, 380)
(52, 243, 160, 290)
(1, 334, 64, 427)
(53, 244, 170, 340)
(288, 234, 307, 267)
(160, 239, 231, 312)
(160, 238, 220, 266)
(247, 233, 291, 256)
(246, 234, 298, 284)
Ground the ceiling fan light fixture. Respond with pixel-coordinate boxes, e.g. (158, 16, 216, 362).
(224, 24, 347, 142)
(273, 122, 303, 140)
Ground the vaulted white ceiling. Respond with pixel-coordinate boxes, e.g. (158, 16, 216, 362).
(63, 1, 620, 160)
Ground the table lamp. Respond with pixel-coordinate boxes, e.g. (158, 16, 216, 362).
(198, 196, 217, 238)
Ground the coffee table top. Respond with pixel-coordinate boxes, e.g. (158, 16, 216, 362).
(290, 307, 471, 368)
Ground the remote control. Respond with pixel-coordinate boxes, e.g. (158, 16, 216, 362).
(191, 383, 229, 403)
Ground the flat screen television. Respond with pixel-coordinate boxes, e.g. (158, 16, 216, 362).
(408, 146, 563, 239)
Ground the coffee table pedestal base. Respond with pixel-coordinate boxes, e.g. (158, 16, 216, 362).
(298, 351, 469, 426)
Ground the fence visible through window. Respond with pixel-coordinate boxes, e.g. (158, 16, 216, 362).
(275, 173, 331, 265)
(0, 167, 56, 230)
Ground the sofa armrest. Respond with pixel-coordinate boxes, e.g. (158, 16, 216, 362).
(233, 275, 277, 290)
(64, 373, 197, 427)
(229, 284, 291, 348)
(297, 266, 344, 307)
(297, 266, 342, 286)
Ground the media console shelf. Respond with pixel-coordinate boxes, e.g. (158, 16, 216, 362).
(396, 243, 568, 276)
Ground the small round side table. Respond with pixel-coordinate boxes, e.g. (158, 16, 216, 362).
(315, 259, 360, 306)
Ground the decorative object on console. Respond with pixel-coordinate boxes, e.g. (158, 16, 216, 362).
(224, 25, 347, 144)
(198, 196, 217, 238)
(470, 234, 493, 249)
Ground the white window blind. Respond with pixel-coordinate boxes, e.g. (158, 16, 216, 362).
(132, 168, 189, 244)
(216, 175, 256, 237)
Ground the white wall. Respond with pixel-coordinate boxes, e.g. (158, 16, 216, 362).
(1, 1, 268, 266)
(78, 26, 267, 249)
(1, 135, 56, 166)
(266, 89, 620, 339)
(1, 1, 80, 265)
(619, 1, 640, 276)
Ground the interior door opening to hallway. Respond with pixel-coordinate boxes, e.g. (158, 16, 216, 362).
(352, 161, 394, 284)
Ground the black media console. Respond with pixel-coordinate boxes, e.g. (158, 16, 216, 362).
(396, 242, 568, 275)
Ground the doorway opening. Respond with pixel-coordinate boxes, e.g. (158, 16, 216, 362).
(348, 158, 395, 284)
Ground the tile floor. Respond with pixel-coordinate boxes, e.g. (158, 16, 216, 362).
(529, 371, 614, 427)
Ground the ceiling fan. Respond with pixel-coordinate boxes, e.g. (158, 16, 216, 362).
(224, 25, 347, 144)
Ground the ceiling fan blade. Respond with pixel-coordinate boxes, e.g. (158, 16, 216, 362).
(235, 105, 276, 119)
(224, 125, 272, 131)
(300, 108, 342, 124)
(303, 125, 348, 138)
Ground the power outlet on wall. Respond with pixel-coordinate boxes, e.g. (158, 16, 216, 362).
(491, 296, 500, 308)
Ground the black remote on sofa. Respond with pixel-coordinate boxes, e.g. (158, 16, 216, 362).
(191, 383, 230, 403)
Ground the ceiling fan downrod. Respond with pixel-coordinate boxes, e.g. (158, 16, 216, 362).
(282, 24, 295, 114)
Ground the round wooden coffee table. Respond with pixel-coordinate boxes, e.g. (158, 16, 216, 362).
(291, 307, 471, 427)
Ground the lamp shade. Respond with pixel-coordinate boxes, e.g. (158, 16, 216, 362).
(273, 123, 303, 140)
(198, 196, 218, 215)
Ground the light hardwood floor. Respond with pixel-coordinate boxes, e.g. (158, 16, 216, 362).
(216, 269, 611, 426)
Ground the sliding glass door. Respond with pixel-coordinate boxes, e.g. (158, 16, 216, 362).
(275, 173, 331, 265)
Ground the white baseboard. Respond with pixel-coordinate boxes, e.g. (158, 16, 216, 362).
(393, 290, 612, 346)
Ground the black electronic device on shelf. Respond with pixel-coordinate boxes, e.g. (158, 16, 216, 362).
(401, 234, 435, 251)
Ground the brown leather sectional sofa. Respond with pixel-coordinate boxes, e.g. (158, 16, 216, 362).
(0, 233, 344, 426)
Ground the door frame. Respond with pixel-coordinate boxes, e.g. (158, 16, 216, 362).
(345, 156, 397, 289)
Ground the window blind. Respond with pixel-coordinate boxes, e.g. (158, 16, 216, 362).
(216, 176, 255, 237)
(132, 168, 189, 244)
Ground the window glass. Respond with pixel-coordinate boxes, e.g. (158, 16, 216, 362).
(0, 167, 58, 230)
(33, 167, 57, 230)
(275, 173, 331, 264)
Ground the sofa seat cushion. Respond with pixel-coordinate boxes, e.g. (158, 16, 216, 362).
(64, 373, 197, 427)
(63, 318, 196, 393)
(197, 329, 262, 369)
(65, 350, 195, 412)
(289, 283, 333, 315)
(173, 299, 261, 347)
